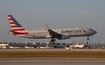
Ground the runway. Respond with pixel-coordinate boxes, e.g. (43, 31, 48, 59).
(0, 49, 105, 52)
(0, 58, 105, 65)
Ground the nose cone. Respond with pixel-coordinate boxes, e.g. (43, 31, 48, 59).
(94, 31, 97, 34)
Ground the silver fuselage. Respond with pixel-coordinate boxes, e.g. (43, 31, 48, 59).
(10, 28, 97, 39)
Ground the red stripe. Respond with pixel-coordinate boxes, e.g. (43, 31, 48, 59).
(24, 32, 29, 34)
(12, 29, 25, 31)
(13, 32, 29, 35)
(8, 18, 12, 20)
(11, 30, 29, 35)
(10, 22, 14, 24)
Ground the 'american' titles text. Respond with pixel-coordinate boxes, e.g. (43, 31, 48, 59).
(61, 30, 82, 33)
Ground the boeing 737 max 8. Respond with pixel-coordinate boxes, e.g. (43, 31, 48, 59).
(7, 15, 97, 43)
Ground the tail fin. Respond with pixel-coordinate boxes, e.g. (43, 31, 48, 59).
(85, 41, 88, 46)
(7, 15, 29, 36)
(83, 41, 88, 48)
(7, 15, 25, 31)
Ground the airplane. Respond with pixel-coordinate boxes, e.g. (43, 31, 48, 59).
(65, 41, 88, 50)
(7, 15, 97, 43)
(72, 41, 88, 49)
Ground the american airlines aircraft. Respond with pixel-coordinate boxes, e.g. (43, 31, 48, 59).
(7, 15, 97, 43)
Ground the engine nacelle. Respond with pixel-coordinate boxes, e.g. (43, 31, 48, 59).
(60, 34, 70, 40)
(46, 35, 52, 38)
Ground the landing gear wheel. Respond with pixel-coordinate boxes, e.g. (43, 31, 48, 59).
(50, 38, 56, 44)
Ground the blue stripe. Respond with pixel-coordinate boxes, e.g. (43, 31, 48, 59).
(10, 15, 22, 27)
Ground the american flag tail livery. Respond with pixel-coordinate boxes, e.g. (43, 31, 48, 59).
(7, 15, 29, 36)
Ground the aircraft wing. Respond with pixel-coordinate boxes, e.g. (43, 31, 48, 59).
(45, 24, 61, 39)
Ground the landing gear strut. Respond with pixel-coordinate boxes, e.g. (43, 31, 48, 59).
(87, 36, 89, 40)
(50, 38, 56, 44)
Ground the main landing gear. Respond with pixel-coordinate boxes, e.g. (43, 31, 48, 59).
(87, 36, 89, 40)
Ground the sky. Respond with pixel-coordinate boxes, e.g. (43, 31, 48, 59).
(0, 0, 105, 43)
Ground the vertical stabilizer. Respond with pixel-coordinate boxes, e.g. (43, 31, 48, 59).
(7, 15, 28, 36)
(7, 15, 25, 31)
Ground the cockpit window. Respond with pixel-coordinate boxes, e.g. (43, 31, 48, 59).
(90, 29, 93, 31)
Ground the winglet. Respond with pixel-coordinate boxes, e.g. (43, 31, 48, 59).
(45, 24, 50, 30)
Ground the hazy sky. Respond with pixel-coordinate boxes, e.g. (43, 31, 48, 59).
(0, 0, 105, 43)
